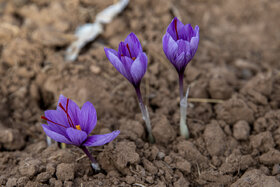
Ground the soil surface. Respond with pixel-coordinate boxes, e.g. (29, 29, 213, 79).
(0, 0, 280, 186)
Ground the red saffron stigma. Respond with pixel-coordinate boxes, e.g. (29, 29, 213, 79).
(59, 101, 75, 128)
(174, 19, 179, 40)
(126, 44, 133, 59)
(41, 116, 67, 128)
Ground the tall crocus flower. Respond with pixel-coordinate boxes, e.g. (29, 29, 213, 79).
(162, 17, 199, 139)
(41, 95, 120, 171)
(104, 33, 154, 143)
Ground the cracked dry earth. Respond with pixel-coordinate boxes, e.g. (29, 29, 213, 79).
(0, 0, 280, 186)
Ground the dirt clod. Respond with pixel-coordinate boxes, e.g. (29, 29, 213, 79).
(56, 163, 75, 181)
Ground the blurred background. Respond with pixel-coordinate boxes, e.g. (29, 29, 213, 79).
(0, 0, 279, 186)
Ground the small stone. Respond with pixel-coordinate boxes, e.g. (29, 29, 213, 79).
(157, 152, 165, 160)
(233, 120, 250, 140)
(56, 163, 75, 181)
(90, 65, 101, 74)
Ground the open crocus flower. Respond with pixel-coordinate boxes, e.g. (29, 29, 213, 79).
(41, 95, 120, 170)
(162, 17, 199, 73)
(104, 32, 147, 88)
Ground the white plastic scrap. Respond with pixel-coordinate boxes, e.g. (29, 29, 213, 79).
(65, 0, 130, 62)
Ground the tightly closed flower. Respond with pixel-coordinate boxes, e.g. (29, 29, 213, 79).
(104, 32, 147, 87)
(41, 95, 120, 147)
(162, 17, 199, 73)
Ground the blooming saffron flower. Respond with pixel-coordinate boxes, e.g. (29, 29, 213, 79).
(104, 32, 147, 88)
(162, 17, 199, 139)
(41, 95, 120, 170)
(104, 33, 154, 143)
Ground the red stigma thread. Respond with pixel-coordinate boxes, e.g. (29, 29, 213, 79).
(59, 99, 75, 128)
(41, 116, 67, 128)
(126, 44, 133, 59)
(174, 19, 179, 40)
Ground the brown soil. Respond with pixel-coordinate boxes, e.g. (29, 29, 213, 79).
(0, 0, 280, 186)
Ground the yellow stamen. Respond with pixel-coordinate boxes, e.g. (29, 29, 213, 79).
(76, 125, 81, 130)
(132, 57, 136, 60)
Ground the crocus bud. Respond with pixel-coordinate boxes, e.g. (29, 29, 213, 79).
(162, 17, 199, 73)
(104, 33, 147, 87)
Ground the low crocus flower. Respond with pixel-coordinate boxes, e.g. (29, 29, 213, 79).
(41, 95, 120, 171)
(104, 32, 147, 88)
(162, 17, 199, 139)
(104, 33, 154, 143)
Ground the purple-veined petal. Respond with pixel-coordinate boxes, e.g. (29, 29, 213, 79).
(177, 39, 189, 54)
(104, 47, 130, 80)
(44, 109, 68, 135)
(118, 42, 129, 57)
(79, 101, 97, 134)
(174, 52, 186, 72)
(83, 130, 120, 147)
(162, 33, 178, 65)
(57, 95, 80, 127)
(167, 17, 184, 41)
(124, 33, 142, 57)
(179, 24, 195, 41)
(42, 124, 71, 144)
(130, 52, 147, 85)
(190, 36, 199, 57)
(120, 55, 134, 83)
(66, 128, 88, 146)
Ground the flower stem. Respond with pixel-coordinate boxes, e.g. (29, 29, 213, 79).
(135, 86, 154, 143)
(178, 73, 189, 139)
(80, 146, 100, 171)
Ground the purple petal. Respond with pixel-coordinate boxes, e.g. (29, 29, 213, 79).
(162, 33, 178, 64)
(118, 42, 129, 57)
(42, 124, 71, 144)
(124, 33, 142, 57)
(174, 52, 186, 72)
(177, 39, 190, 54)
(57, 95, 80, 127)
(66, 128, 87, 146)
(83, 130, 120, 147)
(79, 101, 97, 134)
(167, 17, 184, 41)
(179, 24, 195, 41)
(130, 53, 147, 85)
(44, 110, 69, 135)
(190, 36, 199, 57)
(104, 48, 130, 80)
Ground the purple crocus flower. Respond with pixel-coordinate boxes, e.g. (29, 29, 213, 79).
(104, 33, 154, 143)
(104, 32, 147, 88)
(41, 95, 120, 170)
(162, 17, 199, 73)
(162, 17, 199, 139)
